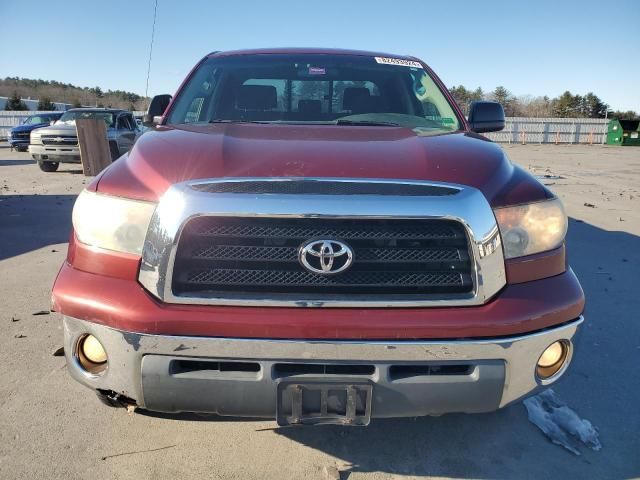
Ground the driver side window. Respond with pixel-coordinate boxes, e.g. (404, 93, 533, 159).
(117, 115, 134, 130)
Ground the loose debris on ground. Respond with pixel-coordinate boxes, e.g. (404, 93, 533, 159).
(322, 465, 340, 480)
(524, 389, 602, 455)
(52, 347, 65, 357)
(101, 444, 177, 461)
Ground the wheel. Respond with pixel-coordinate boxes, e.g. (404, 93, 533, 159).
(38, 161, 59, 172)
(15, 145, 28, 152)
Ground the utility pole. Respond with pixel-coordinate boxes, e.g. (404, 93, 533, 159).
(145, 0, 159, 110)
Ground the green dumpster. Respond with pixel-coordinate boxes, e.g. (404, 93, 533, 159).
(607, 119, 640, 146)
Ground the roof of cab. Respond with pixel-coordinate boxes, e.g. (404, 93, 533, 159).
(207, 47, 419, 60)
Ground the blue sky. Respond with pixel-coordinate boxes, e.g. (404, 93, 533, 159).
(2, 0, 639, 111)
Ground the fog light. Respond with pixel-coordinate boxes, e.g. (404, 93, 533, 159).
(536, 340, 569, 380)
(76, 334, 107, 375)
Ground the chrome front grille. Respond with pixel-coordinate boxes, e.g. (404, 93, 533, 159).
(138, 177, 506, 307)
(172, 217, 473, 296)
(41, 135, 78, 146)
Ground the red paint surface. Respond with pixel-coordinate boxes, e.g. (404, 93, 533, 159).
(96, 126, 552, 208)
(67, 234, 140, 280)
(52, 261, 583, 339)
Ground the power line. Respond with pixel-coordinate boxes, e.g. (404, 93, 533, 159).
(144, 0, 158, 107)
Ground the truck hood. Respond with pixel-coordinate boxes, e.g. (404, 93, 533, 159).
(12, 123, 48, 133)
(31, 123, 77, 136)
(95, 124, 551, 207)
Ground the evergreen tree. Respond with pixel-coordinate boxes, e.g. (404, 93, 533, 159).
(38, 97, 56, 110)
(552, 91, 582, 117)
(449, 86, 485, 114)
(492, 86, 511, 105)
(449, 85, 471, 107)
(5, 91, 27, 110)
(471, 87, 484, 102)
(609, 110, 639, 120)
(581, 92, 608, 118)
(89, 86, 103, 98)
(491, 86, 518, 116)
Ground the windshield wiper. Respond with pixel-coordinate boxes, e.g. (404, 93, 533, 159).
(208, 119, 271, 124)
(334, 119, 402, 127)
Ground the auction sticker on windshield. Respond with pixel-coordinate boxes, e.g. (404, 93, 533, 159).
(374, 57, 423, 68)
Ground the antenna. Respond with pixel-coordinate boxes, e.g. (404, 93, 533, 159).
(144, 0, 159, 109)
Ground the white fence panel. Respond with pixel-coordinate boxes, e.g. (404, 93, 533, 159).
(484, 117, 608, 144)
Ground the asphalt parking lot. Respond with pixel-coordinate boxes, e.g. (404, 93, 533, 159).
(0, 143, 638, 479)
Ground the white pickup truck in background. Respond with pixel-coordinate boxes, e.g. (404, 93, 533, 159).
(29, 107, 140, 172)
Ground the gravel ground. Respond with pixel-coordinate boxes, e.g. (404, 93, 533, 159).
(0, 143, 638, 479)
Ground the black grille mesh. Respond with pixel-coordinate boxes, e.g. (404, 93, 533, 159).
(195, 222, 460, 241)
(186, 269, 464, 288)
(172, 217, 473, 297)
(191, 245, 464, 263)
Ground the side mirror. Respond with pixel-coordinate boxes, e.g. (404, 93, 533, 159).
(468, 101, 505, 133)
(143, 94, 172, 127)
(49, 120, 56, 125)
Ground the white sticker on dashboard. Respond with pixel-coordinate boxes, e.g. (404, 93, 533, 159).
(374, 57, 423, 68)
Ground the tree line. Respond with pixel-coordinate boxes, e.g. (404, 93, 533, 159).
(1, 77, 148, 111)
(449, 85, 638, 120)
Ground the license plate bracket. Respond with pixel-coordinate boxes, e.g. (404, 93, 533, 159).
(277, 382, 372, 426)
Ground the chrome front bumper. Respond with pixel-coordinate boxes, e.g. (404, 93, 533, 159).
(29, 144, 80, 161)
(63, 316, 583, 418)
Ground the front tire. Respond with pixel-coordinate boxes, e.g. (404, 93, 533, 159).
(15, 145, 28, 152)
(38, 161, 59, 172)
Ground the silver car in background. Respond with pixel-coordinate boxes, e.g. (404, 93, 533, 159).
(29, 108, 141, 172)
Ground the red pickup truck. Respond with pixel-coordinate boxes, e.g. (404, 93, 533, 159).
(52, 48, 584, 426)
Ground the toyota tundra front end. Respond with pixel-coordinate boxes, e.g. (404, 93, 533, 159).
(52, 49, 584, 425)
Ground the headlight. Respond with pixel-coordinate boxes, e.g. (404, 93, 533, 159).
(72, 190, 156, 254)
(493, 198, 567, 259)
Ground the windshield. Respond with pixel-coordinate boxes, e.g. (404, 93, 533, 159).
(58, 111, 115, 127)
(23, 115, 56, 125)
(166, 54, 461, 132)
